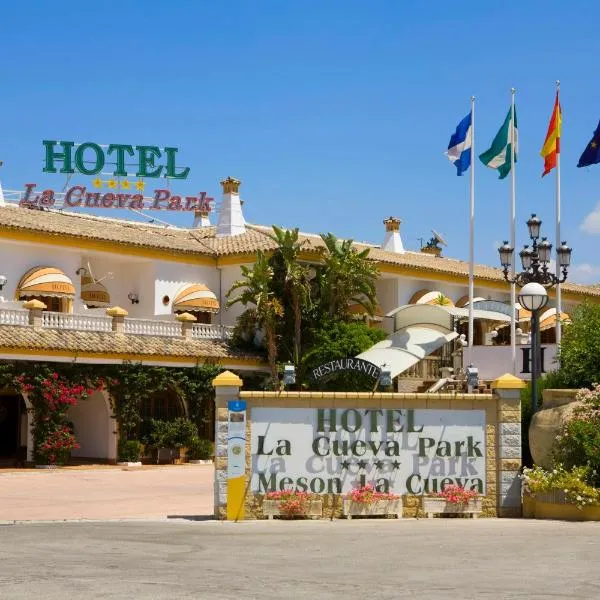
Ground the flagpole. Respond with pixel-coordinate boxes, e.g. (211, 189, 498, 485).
(510, 88, 517, 375)
(467, 96, 476, 366)
(555, 81, 562, 347)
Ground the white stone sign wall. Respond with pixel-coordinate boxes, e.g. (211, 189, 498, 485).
(251, 407, 486, 496)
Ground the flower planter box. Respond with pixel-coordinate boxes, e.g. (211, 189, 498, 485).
(526, 494, 600, 521)
(421, 496, 482, 518)
(188, 459, 212, 465)
(117, 461, 142, 468)
(343, 499, 403, 519)
(262, 498, 323, 520)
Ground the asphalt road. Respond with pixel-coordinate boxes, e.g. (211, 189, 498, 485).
(1, 519, 599, 600)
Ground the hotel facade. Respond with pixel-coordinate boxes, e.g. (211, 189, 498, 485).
(0, 176, 597, 465)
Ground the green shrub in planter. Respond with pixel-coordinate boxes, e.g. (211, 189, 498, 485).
(118, 439, 143, 462)
(148, 418, 198, 449)
(188, 437, 213, 460)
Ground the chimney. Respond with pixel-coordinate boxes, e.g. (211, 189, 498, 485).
(193, 207, 211, 228)
(217, 176, 246, 237)
(382, 217, 405, 254)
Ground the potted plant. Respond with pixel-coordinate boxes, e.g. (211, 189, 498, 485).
(421, 484, 482, 518)
(148, 418, 198, 463)
(262, 491, 323, 519)
(117, 439, 143, 467)
(187, 436, 213, 464)
(343, 484, 402, 519)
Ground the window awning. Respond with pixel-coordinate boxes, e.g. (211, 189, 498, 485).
(409, 289, 455, 306)
(80, 275, 110, 308)
(173, 284, 220, 313)
(17, 266, 75, 299)
(539, 308, 571, 331)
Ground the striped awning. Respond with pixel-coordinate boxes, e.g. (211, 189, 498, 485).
(80, 275, 110, 307)
(173, 284, 220, 313)
(17, 266, 75, 299)
(455, 295, 486, 308)
(409, 289, 455, 307)
(540, 308, 571, 331)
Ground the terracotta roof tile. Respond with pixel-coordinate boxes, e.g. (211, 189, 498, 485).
(0, 204, 598, 298)
(0, 325, 260, 362)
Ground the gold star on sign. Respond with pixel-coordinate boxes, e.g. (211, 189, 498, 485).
(121, 180, 131, 190)
(92, 178, 103, 188)
(135, 180, 145, 191)
(107, 179, 117, 189)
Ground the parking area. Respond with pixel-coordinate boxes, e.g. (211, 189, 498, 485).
(0, 465, 214, 521)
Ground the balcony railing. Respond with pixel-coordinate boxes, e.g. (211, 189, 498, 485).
(0, 309, 29, 326)
(124, 318, 187, 337)
(42, 311, 113, 332)
(398, 356, 450, 380)
(0, 308, 234, 340)
(192, 323, 234, 340)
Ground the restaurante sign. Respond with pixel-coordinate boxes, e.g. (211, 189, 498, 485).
(251, 407, 486, 495)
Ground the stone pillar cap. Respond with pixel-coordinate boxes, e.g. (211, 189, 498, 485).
(491, 373, 526, 389)
(23, 299, 47, 310)
(176, 312, 197, 322)
(212, 370, 243, 388)
(106, 306, 129, 317)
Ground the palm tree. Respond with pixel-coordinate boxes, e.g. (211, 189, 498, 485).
(226, 251, 283, 384)
(268, 226, 312, 368)
(317, 233, 379, 320)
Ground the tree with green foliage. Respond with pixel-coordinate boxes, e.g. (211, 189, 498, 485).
(268, 226, 312, 368)
(301, 320, 387, 390)
(552, 302, 600, 389)
(226, 251, 284, 385)
(316, 233, 379, 320)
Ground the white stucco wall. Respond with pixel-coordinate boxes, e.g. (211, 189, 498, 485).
(69, 391, 116, 460)
(219, 263, 255, 326)
(153, 262, 220, 319)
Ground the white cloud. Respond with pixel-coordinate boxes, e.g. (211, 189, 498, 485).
(580, 202, 600, 234)
(569, 263, 600, 284)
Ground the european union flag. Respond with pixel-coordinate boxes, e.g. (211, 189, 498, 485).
(577, 121, 600, 168)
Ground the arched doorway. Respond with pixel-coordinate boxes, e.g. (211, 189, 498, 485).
(68, 391, 117, 462)
(0, 394, 27, 464)
(139, 391, 186, 441)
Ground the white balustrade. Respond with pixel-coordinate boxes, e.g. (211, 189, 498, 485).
(192, 324, 234, 340)
(124, 318, 182, 337)
(0, 309, 29, 326)
(41, 311, 113, 332)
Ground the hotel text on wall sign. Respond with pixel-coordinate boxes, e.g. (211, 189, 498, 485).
(42, 141, 190, 179)
(251, 407, 486, 496)
(19, 184, 214, 213)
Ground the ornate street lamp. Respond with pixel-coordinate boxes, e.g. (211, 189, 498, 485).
(498, 214, 572, 412)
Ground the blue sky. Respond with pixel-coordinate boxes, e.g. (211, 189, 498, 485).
(1, 1, 600, 282)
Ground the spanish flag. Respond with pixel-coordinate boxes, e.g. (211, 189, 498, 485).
(540, 92, 562, 177)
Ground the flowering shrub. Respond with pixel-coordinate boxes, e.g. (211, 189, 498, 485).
(346, 484, 401, 504)
(265, 490, 314, 516)
(435, 484, 479, 505)
(16, 370, 97, 466)
(554, 384, 600, 488)
(40, 426, 80, 465)
(521, 465, 600, 510)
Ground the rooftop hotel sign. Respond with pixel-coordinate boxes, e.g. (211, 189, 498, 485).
(251, 407, 486, 495)
(13, 140, 213, 213)
(42, 140, 190, 179)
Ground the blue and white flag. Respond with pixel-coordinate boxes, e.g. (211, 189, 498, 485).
(446, 112, 472, 176)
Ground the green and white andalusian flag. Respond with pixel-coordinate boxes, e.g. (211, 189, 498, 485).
(479, 107, 518, 179)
